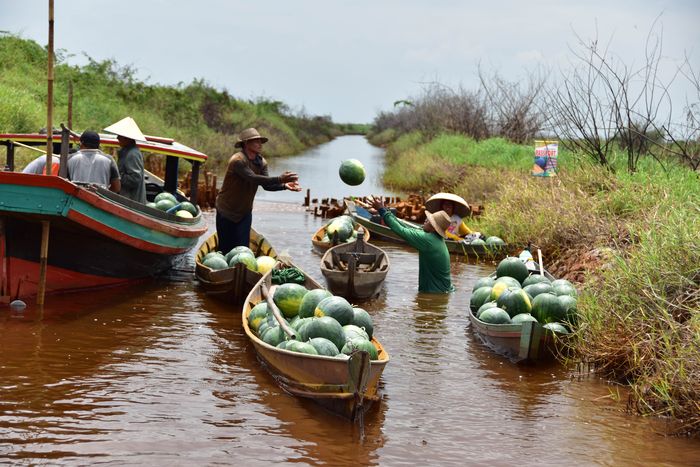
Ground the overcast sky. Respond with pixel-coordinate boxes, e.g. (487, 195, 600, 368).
(1, 0, 698, 123)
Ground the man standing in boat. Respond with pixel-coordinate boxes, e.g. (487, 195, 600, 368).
(215, 128, 301, 253)
(67, 130, 121, 193)
(105, 117, 147, 203)
(370, 196, 454, 293)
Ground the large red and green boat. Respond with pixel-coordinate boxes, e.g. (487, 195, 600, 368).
(0, 130, 209, 301)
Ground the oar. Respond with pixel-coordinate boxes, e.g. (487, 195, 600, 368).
(260, 283, 297, 340)
(537, 248, 545, 277)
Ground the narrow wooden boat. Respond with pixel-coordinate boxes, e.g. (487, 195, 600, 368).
(194, 228, 277, 303)
(311, 221, 371, 253)
(346, 199, 507, 258)
(0, 129, 208, 301)
(468, 254, 569, 363)
(320, 230, 389, 300)
(242, 263, 390, 420)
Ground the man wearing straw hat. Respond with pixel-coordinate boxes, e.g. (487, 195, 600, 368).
(370, 196, 454, 293)
(215, 127, 301, 253)
(104, 117, 147, 203)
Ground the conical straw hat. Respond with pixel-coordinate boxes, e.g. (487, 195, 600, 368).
(425, 192, 470, 218)
(104, 117, 146, 142)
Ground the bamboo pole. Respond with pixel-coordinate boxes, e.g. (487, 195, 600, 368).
(36, 221, 51, 305)
(67, 81, 73, 129)
(45, 0, 54, 175)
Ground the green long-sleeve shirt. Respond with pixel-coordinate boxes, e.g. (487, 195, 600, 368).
(381, 209, 454, 293)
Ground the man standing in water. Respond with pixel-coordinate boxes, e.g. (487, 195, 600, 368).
(215, 128, 301, 253)
(370, 196, 453, 293)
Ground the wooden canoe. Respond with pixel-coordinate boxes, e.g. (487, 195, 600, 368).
(346, 199, 507, 259)
(320, 230, 389, 300)
(468, 255, 569, 363)
(311, 222, 371, 253)
(194, 228, 277, 303)
(242, 263, 390, 420)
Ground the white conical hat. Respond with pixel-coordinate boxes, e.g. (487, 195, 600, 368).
(103, 117, 146, 142)
(425, 192, 470, 218)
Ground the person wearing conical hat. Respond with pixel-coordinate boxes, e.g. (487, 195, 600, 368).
(105, 117, 147, 203)
(215, 128, 301, 253)
(370, 196, 454, 293)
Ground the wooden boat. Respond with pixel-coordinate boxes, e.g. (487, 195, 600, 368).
(468, 253, 569, 363)
(311, 221, 371, 253)
(0, 128, 208, 301)
(346, 199, 507, 258)
(242, 262, 390, 420)
(320, 230, 389, 300)
(194, 228, 277, 302)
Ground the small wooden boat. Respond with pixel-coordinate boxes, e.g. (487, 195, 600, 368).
(0, 128, 208, 301)
(311, 221, 371, 253)
(346, 199, 507, 258)
(320, 230, 389, 300)
(194, 228, 277, 303)
(242, 263, 390, 420)
(468, 254, 569, 363)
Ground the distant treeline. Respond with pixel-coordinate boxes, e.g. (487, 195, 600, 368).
(0, 34, 366, 167)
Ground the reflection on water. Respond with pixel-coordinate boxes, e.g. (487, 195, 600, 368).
(2, 137, 699, 465)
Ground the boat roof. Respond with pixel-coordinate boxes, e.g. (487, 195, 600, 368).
(0, 133, 208, 163)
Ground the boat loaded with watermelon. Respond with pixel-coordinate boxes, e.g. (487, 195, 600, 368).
(345, 198, 507, 258)
(242, 261, 390, 420)
(467, 250, 578, 362)
(311, 214, 371, 253)
(195, 229, 278, 303)
(0, 123, 208, 301)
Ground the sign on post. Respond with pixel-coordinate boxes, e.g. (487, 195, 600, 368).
(532, 140, 558, 177)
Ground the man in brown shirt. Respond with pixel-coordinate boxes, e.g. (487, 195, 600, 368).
(215, 128, 301, 253)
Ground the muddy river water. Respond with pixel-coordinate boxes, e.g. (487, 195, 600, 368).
(1, 136, 698, 465)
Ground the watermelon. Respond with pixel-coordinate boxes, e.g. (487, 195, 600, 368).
(146, 201, 157, 209)
(307, 337, 340, 356)
(494, 276, 522, 289)
(256, 256, 277, 274)
(485, 236, 505, 246)
(496, 257, 529, 284)
(314, 296, 354, 326)
(336, 215, 356, 227)
(261, 326, 286, 347)
(496, 287, 532, 317)
(298, 289, 333, 319)
(523, 282, 553, 298)
(471, 276, 496, 292)
(558, 295, 578, 324)
(248, 302, 269, 331)
(228, 252, 258, 271)
(343, 324, 369, 342)
(326, 219, 353, 242)
(276, 340, 291, 350)
(476, 301, 498, 318)
(531, 293, 566, 324)
(291, 317, 312, 331)
(510, 313, 539, 324)
(350, 307, 374, 340)
(154, 191, 177, 204)
(341, 338, 378, 360)
(178, 201, 198, 216)
(273, 283, 309, 318)
(202, 255, 229, 270)
(175, 210, 193, 219)
(225, 245, 254, 262)
(202, 251, 225, 262)
(469, 238, 486, 245)
(551, 280, 577, 297)
(285, 340, 319, 355)
(478, 307, 511, 324)
(304, 316, 346, 351)
(522, 275, 552, 287)
(257, 320, 272, 336)
(543, 322, 570, 334)
(470, 286, 493, 312)
(155, 198, 177, 211)
(339, 159, 366, 186)
(490, 277, 520, 301)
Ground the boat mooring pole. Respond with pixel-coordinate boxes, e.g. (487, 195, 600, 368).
(36, 221, 51, 305)
(45, 0, 54, 174)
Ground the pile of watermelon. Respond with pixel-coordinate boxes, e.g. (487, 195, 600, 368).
(469, 255, 578, 334)
(146, 192, 199, 219)
(200, 245, 277, 273)
(248, 281, 378, 359)
(321, 215, 359, 244)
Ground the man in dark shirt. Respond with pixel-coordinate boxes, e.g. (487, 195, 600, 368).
(215, 128, 301, 253)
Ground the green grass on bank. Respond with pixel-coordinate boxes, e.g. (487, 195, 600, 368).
(0, 34, 363, 171)
(376, 130, 700, 435)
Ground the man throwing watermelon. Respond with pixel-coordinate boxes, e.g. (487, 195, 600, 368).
(370, 195, 454, 293)
(215, 128, 301, 253)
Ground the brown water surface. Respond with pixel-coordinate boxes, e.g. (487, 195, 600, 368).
(2, 137, 699, 465)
